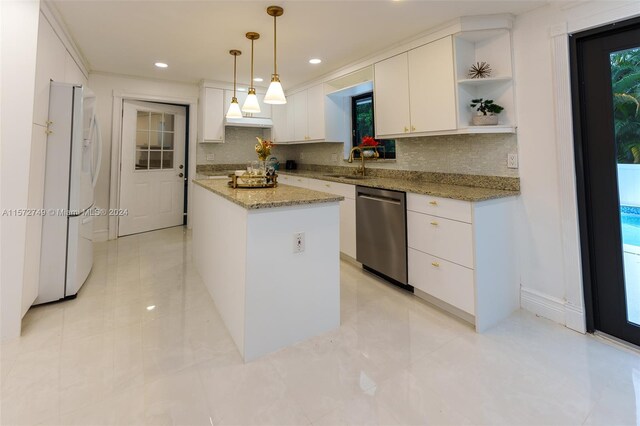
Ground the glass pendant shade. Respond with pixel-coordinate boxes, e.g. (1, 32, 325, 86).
(242, 89, 261, 113)
(264, 75, 286, 104)
(226, 98, 243, 119)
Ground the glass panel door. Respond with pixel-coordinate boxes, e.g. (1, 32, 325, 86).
(611, 47, 640, 326)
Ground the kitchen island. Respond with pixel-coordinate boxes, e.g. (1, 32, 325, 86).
(192, 179, 343, 362)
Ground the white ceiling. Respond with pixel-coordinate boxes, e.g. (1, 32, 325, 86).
(52, 0, 548, 90)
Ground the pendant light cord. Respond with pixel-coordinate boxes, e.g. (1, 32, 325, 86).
(273, 14, 277, 76)
(250, 38, 255, 91)
(233, 54, 237, 97)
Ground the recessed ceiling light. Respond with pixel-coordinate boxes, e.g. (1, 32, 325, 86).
(253, 77, 263, 82)
(146, 305, 156, 311)
(309, 58, 322, 64)
(154, 62, 168, 68)
(237, 87, 246, 92)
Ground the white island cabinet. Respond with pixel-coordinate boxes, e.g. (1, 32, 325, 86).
(192, 179, 342, 362)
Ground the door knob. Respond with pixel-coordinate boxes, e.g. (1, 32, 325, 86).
(178, 173, 184, 178)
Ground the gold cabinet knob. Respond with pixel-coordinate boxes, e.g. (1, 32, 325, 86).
(431, 262, 440, 267)
(429, 200, 438, 206)
(411, 126, 416, 131)
(430, 221, 438, 226)
(404, 126, 409, 133)
(325, 184, 331, 188)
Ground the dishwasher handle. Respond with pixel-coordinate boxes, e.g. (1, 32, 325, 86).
(357, 193, 402, 205)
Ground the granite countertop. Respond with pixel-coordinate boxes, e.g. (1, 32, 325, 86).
(195, 166, 520, 202)
(278, 170, 518, 202)
(193, 178, 344, 210)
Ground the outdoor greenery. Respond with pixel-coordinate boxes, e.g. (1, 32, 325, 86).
(353, 94, 395, 159)
(611, 47, 640, 164)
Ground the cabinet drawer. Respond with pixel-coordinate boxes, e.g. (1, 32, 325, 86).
(279, 175, 309, 188)
(409, 248, 475, 315)
(307, 179, 355, 199)
(407, 193, 472, 223)
(407, 210, 474, 268)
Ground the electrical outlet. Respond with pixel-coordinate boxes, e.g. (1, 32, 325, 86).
(507, 153, 518, 169)
(206, 153, 215, 161)
(300, 152, 305, 160)
(331, 153, 338, 162)
(293, 232, 305, 253)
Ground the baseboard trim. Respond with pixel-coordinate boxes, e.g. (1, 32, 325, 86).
(93, 229, 108, 242)
(521, 287, 586, 334)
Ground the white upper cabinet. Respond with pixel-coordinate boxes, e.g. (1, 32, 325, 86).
(271, 102, 289, 143)
(293, 90, 308, 141)
(306, 84, 325, 141)
(274, 83, 329, 143)
(373, 29, 515, 137)
(408, 36, 457, 133)
(33, 14, 66, 126)
(374, 53, 411, 137)
(198, 87, 224, 143)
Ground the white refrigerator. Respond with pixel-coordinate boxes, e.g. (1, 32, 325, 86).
(35, 82, 102, 305)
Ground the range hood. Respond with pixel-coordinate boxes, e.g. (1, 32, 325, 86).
(224, 116, 273, 128)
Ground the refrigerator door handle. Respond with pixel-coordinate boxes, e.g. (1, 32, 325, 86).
(91, 117, 102, 188)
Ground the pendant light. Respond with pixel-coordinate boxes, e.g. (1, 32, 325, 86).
(264, 5, 286, 104)
(226, 50, 243, 119)
(242, 32, 261, 114)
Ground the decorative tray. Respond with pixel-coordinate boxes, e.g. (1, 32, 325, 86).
(228, 173, 278, 189)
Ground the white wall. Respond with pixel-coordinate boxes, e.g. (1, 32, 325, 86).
(618, 164, 640, 207)
(513, 1, 640, 332)
(87, 73, 199, 238)
(1, 0, 41, 342)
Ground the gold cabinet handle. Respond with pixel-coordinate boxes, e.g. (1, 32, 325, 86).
(404, 126, 409, 133)
(431, 262, 440, 267)
(429, 200, 438, 206)
(430, 221, 438, 226)
(411, 126, 416, 131)
(325, 184, 331, 188)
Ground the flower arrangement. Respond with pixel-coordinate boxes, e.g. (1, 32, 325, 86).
(255, 137, 274, 161)
(359, 136, 379, 147)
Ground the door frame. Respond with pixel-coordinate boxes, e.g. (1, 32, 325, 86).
(108, 91, 197, 240)
(570, 16, 640, 334)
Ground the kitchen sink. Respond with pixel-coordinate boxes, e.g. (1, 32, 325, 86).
(323, 174, 371, 180)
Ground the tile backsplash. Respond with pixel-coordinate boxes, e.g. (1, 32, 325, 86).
(196, 127, 268, 165)
(197, 129, 518, 177)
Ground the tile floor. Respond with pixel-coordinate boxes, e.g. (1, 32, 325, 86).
(2, 226, 640, 425)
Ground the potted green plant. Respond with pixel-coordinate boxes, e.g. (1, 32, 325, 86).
(470, 98, 504, 126)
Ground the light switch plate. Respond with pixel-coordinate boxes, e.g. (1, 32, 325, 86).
(507, 153, 518, 169)
(206, 154, 215, 161)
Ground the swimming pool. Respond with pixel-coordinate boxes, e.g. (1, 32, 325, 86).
(621, 206, 640, 247)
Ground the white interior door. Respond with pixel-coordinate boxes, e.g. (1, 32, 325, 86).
(119, 100, 186, 237)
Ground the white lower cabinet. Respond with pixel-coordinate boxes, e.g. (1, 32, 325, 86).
(408, 248, 474, 315)
(407, 192, 518, 332)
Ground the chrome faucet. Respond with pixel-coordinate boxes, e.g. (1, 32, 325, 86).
(348, 146, 366, 177)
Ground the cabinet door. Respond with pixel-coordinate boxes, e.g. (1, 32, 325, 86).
(286, 93, 296, 142)
(408, 37, 457, 133)
(271, 101, 289, 143)
(340, 197, 356, 258)
(202, 88, 224, 142)
(293, 91, 308, 141)
(373, 53, 410, 137)
(307, 84, 325, 141)
(33, 16, 66, 126)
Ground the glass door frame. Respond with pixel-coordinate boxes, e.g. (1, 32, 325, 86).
(570, 15, 640, 343)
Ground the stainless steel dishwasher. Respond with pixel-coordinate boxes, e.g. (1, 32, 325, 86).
(355, 186, 411, 291)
